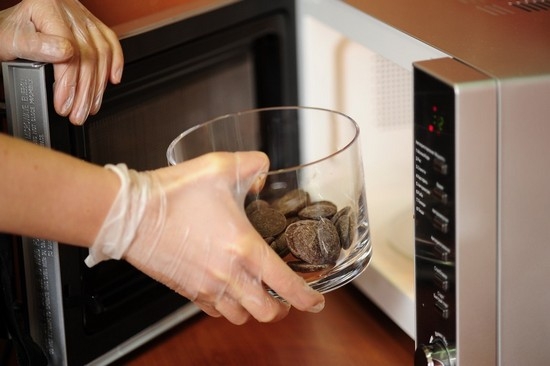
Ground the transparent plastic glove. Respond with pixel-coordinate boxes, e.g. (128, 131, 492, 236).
(0, 0, 124, 125)
(86, 152, 325, 324)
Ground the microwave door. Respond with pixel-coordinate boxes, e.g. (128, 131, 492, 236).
(2, 61, 70, 365)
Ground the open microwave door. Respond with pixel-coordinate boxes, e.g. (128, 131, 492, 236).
(2, 61, 200, 366)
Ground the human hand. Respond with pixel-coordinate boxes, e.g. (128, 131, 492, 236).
(86, 151, 325, 324)
(0, 0, 123, 125)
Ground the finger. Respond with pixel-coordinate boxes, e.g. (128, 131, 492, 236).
(225, 242, 293, 322)
(10, 22, 74, 62)
(213, 294, 252, 325)
(234, 151, 270, 195)
(33, 34, 74, 62)
(224, 253, 292, 323)
(194, 302, 222, 319)
(73, 0, 124, 86)
(67, 49, 95, 125)
(261, 247, 325, 313)
(235, 151, 270, 179)
(52, 61, 78, 120)
(239, 285, 291, 323)
(66, 19, 98, 125)
(249, 171, 268, 195)
(85, 18, 110, 115)
(95, 22, 124, 84)
(194, 291, 252, 325)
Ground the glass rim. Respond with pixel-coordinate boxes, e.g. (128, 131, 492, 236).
(166, 105, 361, 174)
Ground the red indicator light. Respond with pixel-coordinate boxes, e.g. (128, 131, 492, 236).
(432, 105, 438, 112)
(428, 124, 435, 132)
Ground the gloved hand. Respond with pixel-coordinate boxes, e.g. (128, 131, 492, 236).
(0, 0, 124, 125)
(86, 151, 325, 324)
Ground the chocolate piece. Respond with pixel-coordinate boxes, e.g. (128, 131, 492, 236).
(285, 218, 341, 265)
(298, 201, 338, 220)
(287, 261, 332, 273)
(332, 206, 356, 250)
(245, 199, 270, 215)
(247, 207, 287, 238)
(271, 189, 310, 217)
(270, 233, 290, 258)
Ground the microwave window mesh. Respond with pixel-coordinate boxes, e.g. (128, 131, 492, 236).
(85, 52, 255, 171)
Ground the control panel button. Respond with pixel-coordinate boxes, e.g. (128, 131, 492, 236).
(434, 269, 449, 291)
(432, 185, 448, 204)
(432, 157, 448, 175)
(434, 298, 449, 319)
(432, 214, 449, 234)
(433, 242, 451, 261)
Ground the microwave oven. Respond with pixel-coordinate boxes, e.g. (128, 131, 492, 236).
(297, 0, 550, 365)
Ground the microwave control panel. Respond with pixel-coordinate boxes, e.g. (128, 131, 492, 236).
(413, 57, 498, 366)
(413, 66, 457, 366)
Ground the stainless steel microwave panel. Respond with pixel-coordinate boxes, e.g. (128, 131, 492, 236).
(497, 73, 550, 365)
(414, 58, 550, 365)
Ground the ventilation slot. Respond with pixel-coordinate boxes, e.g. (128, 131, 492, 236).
(477, 5, 515, 15)
(509, 1, 550, 12)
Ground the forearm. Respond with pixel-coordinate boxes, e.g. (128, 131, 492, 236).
(0, 133, 119, 247)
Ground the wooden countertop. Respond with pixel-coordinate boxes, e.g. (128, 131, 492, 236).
(117, 285, 414, 365)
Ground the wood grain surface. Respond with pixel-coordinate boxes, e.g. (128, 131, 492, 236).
(117, 285, 414, 366)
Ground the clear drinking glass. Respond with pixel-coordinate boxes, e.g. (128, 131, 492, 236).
(167, 106, 371, 294)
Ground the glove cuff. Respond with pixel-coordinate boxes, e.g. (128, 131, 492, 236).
(85, 163, 148, 267)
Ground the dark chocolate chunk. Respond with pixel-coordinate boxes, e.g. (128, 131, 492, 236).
(271, 189, 310, 217)
(298, 201, 338, 220)
(247, 207, 287, 238)
(285, 218, 341, 265)
(270, 233, 290, 258)
(332, 206, 356, 250)
(287, 261, 332, 273)
(245, 199, 270, 215)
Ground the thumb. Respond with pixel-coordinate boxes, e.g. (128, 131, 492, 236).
(235, 151, 270, 195)
(17, 33, 73, 63)
(13, 25, 74, 62)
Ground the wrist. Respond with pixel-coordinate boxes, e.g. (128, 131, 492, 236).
(86, 164, 134, 266)
(85, 164, 163, 267)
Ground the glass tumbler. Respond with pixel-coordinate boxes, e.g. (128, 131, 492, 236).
(167, 106, 371, 294)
